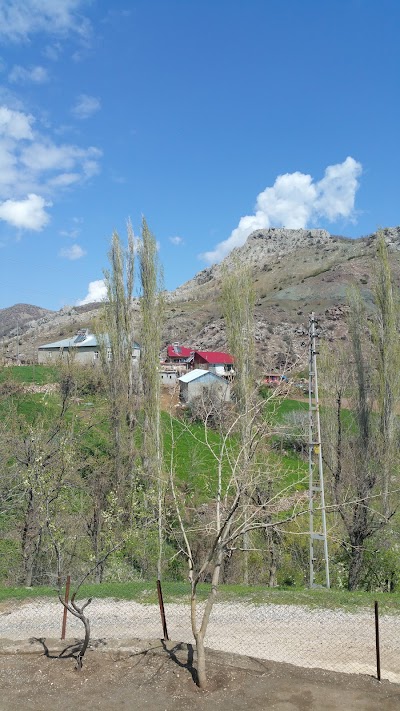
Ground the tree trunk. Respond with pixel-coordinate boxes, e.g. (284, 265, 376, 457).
(267, 525, 280, 587)
(196, 633, 207, 689)
(22, 498, 41, 587)
(243, 527, 249, 585)
(347, 544, 364, 591)
(268, 547, 278, 588)
(191, 548, 224, 689)
(24, 558, 34, 587)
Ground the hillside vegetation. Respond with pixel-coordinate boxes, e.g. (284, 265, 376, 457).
(1, 227, 400, 602)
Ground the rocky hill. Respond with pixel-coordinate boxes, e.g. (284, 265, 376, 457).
(2, 226, 400, 369)
(0, 303, 54, 339)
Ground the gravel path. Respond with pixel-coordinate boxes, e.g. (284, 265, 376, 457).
(1, 598, 400, 682)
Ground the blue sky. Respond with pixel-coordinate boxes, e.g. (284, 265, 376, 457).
(0, 0, 399, 310)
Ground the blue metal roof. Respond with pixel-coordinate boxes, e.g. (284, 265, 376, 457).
(178, 369, 225, 383)
(38, 333, 140, 350)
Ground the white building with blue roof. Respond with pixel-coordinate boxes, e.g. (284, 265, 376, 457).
(38, 329, 140, 366)
(178, 368, 231, 404)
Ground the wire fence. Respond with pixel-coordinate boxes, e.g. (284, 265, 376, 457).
(1, 583, 400, 683)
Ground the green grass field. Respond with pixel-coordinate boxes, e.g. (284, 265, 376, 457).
(264, 397, 309, 421)
(0, 366, 363, 596)
(1, 582, 400, 613)
(0, 365, 59, 384)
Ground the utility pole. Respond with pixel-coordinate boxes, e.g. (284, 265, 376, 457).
(308, 312, 330, 588)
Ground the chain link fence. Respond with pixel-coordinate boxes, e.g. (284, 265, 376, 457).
(1, 583, 399, 683)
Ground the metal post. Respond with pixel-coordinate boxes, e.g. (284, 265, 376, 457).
(61, 575, 71, 640)
(157, 579, 169, 641)
(308, 313, 330, 588)
(375, 600, 381, 681)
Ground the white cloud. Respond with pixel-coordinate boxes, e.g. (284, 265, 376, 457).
(59, 227, 80, 239)
(0, 103, 101, 231)
(20, 141, 101, 174)
(77, 279, 107, 305)
(48, 172, 81, 188)
(71, 94, 101, 119)
(201, 157, 362, 264)
(0, 0, 91, 43)
(0, 106, 33, 139)
(8, 64, 49, 84)
(42, 42, 62, 61)
(0, 193, 51, 230)
(169, 235, 184, 246)
(314, 157, 362, 221)
(59, 243, 86, 260)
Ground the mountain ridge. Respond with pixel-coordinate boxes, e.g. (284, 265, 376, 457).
(2, 226, 400, 368)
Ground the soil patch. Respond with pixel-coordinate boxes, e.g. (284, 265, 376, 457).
(0, 642, 398, 711)
(2, 598, 400, 682)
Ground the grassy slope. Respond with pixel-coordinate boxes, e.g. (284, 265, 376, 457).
(0, 365, 59, 384)
(0, 368, 344, 598)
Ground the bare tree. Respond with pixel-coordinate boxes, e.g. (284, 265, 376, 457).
(56, 553, 115, 669)
(1, 365, 79, 586)
(168, 393, 306, 688)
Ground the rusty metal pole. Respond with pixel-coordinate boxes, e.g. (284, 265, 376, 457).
(375, 600, 381, 681)
(157, 579, 169, 641)
(61, 575, 71, 640)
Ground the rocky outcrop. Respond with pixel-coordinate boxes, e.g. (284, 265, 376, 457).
(3, 226, 400, 369)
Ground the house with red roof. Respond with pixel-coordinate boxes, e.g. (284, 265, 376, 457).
(166, 343, 194, 365)
(193, 351, 234, 377)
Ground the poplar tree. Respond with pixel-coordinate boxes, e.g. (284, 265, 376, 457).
(98, 225, 136, 491)
(138, 217, 165, 578)
(321, 232, 400, 589)
(221, 259, 256, 583)
(372, 231, 400, 517)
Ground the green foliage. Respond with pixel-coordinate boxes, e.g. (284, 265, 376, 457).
(0, 540, 21, 584)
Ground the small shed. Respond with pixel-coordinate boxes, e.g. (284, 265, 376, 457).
(178, 368, 231, 404)
(160, 369, 178, 386)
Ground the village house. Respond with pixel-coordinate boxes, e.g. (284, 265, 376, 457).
(178, 368, 231, 404)
(38, 329, 141, 366)
(192, 351, 234, 377)
(166, 343, 194, 366)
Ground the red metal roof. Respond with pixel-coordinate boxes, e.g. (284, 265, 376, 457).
(194, 351, 234, 365)
(167, 344, 193, 358)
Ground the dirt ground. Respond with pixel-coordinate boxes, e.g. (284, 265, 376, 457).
(0, 640, 399, 711)
(2, 598, 400, 682)
(160, 384, 180, 413)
